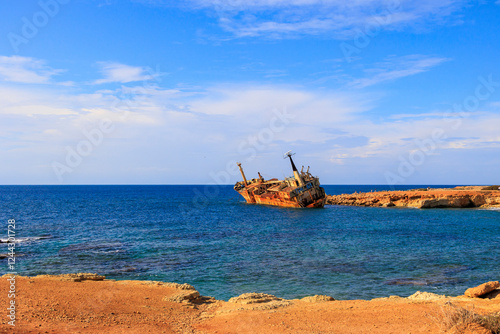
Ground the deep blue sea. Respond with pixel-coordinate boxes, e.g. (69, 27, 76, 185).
(1, 185, 499, 301)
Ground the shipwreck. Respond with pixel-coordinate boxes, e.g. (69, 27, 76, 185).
(234, 151, 326, 208)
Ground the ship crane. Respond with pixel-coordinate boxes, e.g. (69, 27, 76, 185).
(284, 150, 304, 187)
(237, 162, 248, 186)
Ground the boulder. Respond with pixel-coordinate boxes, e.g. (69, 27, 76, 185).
(464, 281, 500, 298)
(482, 289, 500, 299)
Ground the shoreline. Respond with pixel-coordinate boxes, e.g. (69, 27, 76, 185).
(2, 274, 499, 333)
(326, 186, 500, 209)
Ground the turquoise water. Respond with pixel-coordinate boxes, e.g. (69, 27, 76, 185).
(1, 185, 499, 300)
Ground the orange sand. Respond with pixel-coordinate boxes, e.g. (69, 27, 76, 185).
(2, 274, 500, 333)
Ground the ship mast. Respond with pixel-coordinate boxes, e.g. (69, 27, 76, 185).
(284, 151, 304, 187)
(237, 162, 248, 186)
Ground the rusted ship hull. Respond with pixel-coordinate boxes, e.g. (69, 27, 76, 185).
(236, 188, 326, 208)
(254, 194, 326, 208)
(234, 152, 326, 208)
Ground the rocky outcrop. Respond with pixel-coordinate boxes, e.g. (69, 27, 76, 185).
(223, 293, 292, 312)
(326, 187, 500, 209)
(228, 293, 284, 304)
(464, 281, 500, 298)
(35, 273, 105, 282)
(301, 295, 335, 302)
(407, 291, 447, 300)
(163, 290, 201, 303)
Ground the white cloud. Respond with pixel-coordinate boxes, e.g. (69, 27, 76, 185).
(0, 56, 63, 84)
(0, 55, 498, 184)
(3, 105, 77, 117)
(93, 62, 158, 84)
(326, 110, 500, 163)
(349, 55, 450, 88)
(389, 112, 449, 119)
(175, 0, 469, 38)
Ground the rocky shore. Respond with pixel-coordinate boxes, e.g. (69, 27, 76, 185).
(326, 186, 500, 209)
(2, 274, 500, 333)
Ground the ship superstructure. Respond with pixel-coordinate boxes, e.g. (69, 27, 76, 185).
(234, 152, 326, 208)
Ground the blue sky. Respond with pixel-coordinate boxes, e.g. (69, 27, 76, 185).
(0, 0, 499, 185)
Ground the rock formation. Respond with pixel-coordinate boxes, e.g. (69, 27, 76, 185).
(326, 186, 500, 209)
(464, 281, 500, 298)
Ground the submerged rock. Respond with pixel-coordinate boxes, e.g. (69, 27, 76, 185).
(386, 278, 430, 286)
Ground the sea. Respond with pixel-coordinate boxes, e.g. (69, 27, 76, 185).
(1, 185, 499, 301)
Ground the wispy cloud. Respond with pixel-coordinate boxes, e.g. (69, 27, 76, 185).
(0, 56, 63, 84)
(349, 55, 450, 88)
(93, 62, 158, 84)
(1, 54, 498, 184)
(172, 0, 469, 38)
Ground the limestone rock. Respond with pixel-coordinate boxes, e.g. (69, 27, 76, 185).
(228, 293, 282, 304)
(161, 282, 196, 290)
(481, 289, 500, 299)
(300, 295, 335, 303)
(407, 291, 446, 300)
(36, 273, 105, 282)
(464, 281, 500, 298)
(163, 291, 200, 303)
(325, 188, 500, 209)
(471, 195, 486, 207)
(420, 197, 472, 208)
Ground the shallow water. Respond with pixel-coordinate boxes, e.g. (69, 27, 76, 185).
(1, 185, 499, 300)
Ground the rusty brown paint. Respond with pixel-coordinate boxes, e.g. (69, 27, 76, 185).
(234, 155, 326, 209)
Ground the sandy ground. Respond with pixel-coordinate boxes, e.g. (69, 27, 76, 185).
(1, 275, 500, 334)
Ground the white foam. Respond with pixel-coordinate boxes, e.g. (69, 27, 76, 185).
(0, 235, 52, 243)
(480, 207, 500, 211)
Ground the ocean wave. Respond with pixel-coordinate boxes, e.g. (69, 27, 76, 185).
(0, 235, 52, 243)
